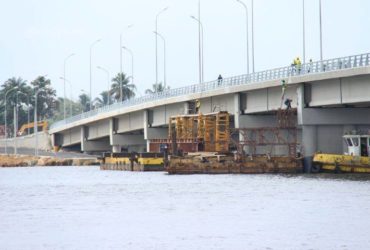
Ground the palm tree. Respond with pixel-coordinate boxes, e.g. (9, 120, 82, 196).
(145, 82, 169, 94)
(0, 77, 31, 131)
(93, 91, 110, 108)
(78, 93, 90, 112)
(111, 73, 136, 101)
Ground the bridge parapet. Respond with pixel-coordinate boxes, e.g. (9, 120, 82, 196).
(51, 53, 370, 131)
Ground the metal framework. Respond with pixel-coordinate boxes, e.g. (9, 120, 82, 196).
(231, 109, 299, 158)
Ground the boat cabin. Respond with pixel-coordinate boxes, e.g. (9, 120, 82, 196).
(343, 134, 370, 157)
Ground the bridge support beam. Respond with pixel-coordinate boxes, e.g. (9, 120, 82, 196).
(234, 93, 241, 129)
(81, 126, 110, 152)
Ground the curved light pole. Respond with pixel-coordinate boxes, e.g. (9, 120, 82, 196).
(122, 46, 134, 86)
(4, 87, 18, 154)
(120, 24, 133, 102)
(63, 53, 75, 120)
(153, 31, 167, 89)
(60, 77, 73, 117)
(17, 91, 30, 135)
(155, 7, 169, 91)
(251, 0, 255, 73)
(190, 15, 204, 83)
(89, 39, 101, 110)
(302, 0, 306, 64)
(34, 88, 45, 156)
(97, 66, 111, 105)
(319, 0, 323, 61)
(236, 0, 250, 75)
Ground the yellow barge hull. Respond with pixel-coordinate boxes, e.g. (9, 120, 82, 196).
(313, 154, 370, 173)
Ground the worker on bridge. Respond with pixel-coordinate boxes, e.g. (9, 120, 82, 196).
(284, 98, 292, 110)
(217, 74, 223, 85)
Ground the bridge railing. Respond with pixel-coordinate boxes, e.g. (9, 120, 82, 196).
(51, 52, 370, 130)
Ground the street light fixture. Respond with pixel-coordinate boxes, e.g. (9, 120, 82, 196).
(319, 0, 323, 61)
(97, 66, 111, 105)
(34, 88, 45, 156)
(4, 87, 18, 154)
(190, 15, 204, 83)
(60, 77, 73, 117)
(155, 7, 169, 91)
(251, 0, 255, 73)
(120, 24, 133, 102)
(89, 39, 101, 110)
(302, 0, 306, 64)
(236, 0, 250, 75)
(63, 53, 75, 120)
(153, 31, 167, 89)
(17, 91, 30, 135)
(122, 46, 134, 87)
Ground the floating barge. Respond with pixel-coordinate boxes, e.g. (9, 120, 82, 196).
(101, 152, 165, 171)
(166, 153, 303, 175)
(312, 133, 370, 173)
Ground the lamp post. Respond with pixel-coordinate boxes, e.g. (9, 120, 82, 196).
(302, 0, 306, 64)
(120, 24, 133, 102)
(319, 0, 323, 61)
(153, 31, 167, 89)
(17, 91, 30, 135)
(89, 39, 101, 111)
(63, 53, 75, 120)
(155, 7, 169, 91)
(251, 0, 255, 73)
(190, 15, 204, 83)
(4, 87, 18, 154)
(122, 46, 134, 87)
(97, 66, 111, 105)
(236, 0, 250, 75)
(60, 77, 73, 116)
(34, 88, 44, 156)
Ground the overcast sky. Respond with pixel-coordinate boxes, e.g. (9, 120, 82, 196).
(0, 0, 369, 100)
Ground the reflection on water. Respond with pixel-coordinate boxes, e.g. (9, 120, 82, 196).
(0, 167, 370, 250)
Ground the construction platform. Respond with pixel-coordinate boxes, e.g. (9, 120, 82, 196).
(101, 152, 165, 171)
(166, 153, 303, 175)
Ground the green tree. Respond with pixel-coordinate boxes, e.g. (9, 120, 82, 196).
(0, 77, 32, 134)
(145, 82, 169, 94)
(30, 76, 57, 121)
(111, 73, 136, 101)
(93, 91, 111, 108)
(78, 93, 90, 112)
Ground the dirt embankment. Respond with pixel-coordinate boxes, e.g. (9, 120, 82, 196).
(0, 155, 100, 167)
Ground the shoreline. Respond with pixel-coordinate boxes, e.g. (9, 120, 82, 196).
(0, 154, 100, 167)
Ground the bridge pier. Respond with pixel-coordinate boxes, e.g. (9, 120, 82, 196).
(81, 126, 111, 152)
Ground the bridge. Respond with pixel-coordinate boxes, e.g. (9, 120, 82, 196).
(50, 53, 370, 171)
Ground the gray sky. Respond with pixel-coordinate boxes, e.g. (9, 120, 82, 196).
(0, 0, 369, 99)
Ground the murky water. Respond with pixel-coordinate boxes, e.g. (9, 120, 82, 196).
(1, 167, 370, 250)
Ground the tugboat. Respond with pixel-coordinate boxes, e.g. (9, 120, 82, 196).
(312, 132, 370, 173)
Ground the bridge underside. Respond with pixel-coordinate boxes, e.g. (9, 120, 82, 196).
(52, 73, 370, 171)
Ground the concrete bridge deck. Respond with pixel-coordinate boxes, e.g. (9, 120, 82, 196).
(49, 53, 370, 172)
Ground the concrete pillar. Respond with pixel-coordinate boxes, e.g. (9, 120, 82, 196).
(143, 110, 150, 152)
(302, 125, 317, 172)
(112, 145, 121, 153)
(184, 102, 190, 115)
(109, 118, 121, 153)
(81, 126, 111, 152)
(234, 93, 241, 128)
(297, 83, 305, 125)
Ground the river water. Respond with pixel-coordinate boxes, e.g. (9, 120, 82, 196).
(0, 167, 370, 250)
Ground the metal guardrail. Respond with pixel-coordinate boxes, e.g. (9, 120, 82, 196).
(51, 53, 370, 130)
